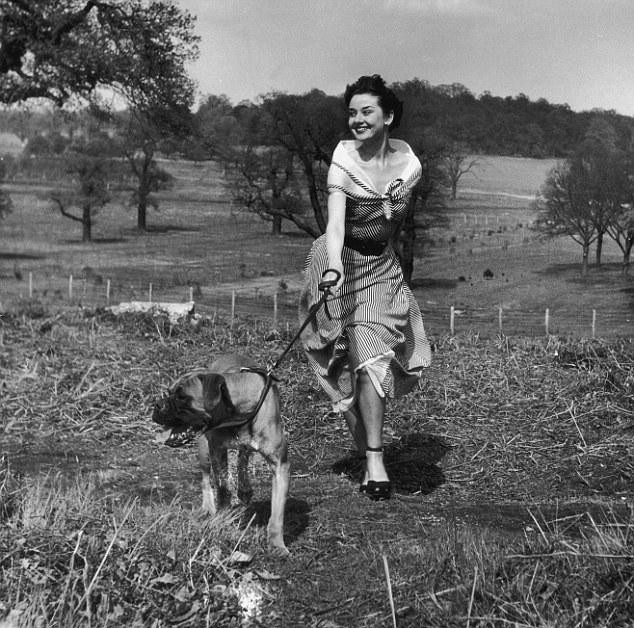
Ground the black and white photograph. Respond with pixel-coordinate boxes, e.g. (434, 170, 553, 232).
(1, 1, 633, 626)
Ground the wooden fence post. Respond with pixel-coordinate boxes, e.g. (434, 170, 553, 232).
(28, 272, 33, 298)
(450, 305, 455, 336)
(148, 283, 153, 303)
(545, 308, 550, 335)
(189, 286, 194, 302)
(106, 279, 111, 305)
(231, 290, 236, 328)
(68, 275, 73, 300)
(273, 292, 278, 327)
(498, 306, 503, 334)
(592, 309, 596, 339)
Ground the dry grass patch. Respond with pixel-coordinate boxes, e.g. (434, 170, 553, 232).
(0, 307, 633, 626)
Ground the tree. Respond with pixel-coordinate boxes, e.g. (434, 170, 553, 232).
(118, 110, 176, 231)
(106, 0, 197, 231)
(577, 119, 625, 266)
(209, 90, 343, 237)
(395, 130, 447, 284)
(440, 142, 478, 200)
(607, 203, 634, 276)
(0, 0, 198, 107)
(49, 145, 111, 242)
(260, 90, 345, 234)
(229, 144, 318, 237)
(537, 160, 599, 276)
(1, 1, 197, 232)
(190, 94, 242, 162)
(392, 82, 448, 284)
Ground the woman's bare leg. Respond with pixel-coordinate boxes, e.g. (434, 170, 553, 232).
(344, 407, 367, 454)
(356, 370, 389, 483)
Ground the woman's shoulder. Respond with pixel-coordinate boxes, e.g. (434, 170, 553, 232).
(389, 138, 416, 156)
(333, 140, 356, 159)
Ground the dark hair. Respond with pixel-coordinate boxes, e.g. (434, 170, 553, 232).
(343, 74, 403, 130)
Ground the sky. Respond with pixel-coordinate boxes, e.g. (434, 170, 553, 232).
(172, 0, 634, 117)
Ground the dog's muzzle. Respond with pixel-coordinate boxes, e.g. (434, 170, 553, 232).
(152, 393, 204, 447)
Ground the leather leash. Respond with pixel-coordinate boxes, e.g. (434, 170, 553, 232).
(218, 269, 341, 430)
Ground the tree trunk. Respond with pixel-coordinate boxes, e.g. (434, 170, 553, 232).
(623, 251, 631, 277)
(137, 147, 153, 231)
(581, 243, 589, 276)
(595, 232, 603, 266)
(137, 193, 147, 231)
(271, 214, 282, 235)
(298, 155, 327, 234)
(82, 203, 92, 242)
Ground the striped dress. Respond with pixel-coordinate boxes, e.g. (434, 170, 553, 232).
(299, 139, 432, 412)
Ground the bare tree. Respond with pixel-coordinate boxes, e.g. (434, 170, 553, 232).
(537, 161, 599, 275)
(441, 142, 478, 200)
(607, 203, 634, 276)
(228, 145, 320, 237)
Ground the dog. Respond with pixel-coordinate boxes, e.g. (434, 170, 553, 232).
(152, 354, 290, 554)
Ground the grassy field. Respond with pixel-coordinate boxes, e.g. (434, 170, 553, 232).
(1, 155, 632, 338)
(1, 310, 633, 627)
(1, 155, 633, 626)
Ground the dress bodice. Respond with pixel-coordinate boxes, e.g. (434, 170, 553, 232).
(327, 140, 422, 242)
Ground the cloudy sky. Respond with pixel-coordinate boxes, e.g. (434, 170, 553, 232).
(173, 0, 633, 116)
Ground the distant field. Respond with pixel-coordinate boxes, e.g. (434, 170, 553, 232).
(461, 154, 560, 197)
(0, 155, 631, 338)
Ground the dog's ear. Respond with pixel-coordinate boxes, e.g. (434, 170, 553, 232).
(199, 373, 235, 425)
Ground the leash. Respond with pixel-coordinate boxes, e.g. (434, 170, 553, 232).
(225, 269, 341, 428)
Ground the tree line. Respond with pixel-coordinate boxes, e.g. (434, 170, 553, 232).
(1, 0, 633, 280)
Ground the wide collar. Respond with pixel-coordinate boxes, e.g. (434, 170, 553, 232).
(333, 139, 421, 196)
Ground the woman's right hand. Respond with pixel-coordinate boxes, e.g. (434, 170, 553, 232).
(322, 265, 344, 293)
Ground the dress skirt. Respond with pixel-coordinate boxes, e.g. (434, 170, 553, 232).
(299, 234, 431, 412)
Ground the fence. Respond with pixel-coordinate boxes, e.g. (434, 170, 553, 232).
(5, 271, 632, 340)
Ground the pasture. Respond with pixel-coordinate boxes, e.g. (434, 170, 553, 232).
(1, 155, 633, 627)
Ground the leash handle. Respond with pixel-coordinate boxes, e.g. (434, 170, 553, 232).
(318, 268, 341, 293)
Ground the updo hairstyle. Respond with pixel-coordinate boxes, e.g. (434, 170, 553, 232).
(343, 74, 403, 131)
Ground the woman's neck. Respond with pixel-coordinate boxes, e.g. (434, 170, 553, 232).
(356, 131, 391, 165)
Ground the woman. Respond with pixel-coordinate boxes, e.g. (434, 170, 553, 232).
(300, 74, 431, 501)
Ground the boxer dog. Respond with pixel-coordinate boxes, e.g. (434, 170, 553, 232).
(152, 354, 289, 554)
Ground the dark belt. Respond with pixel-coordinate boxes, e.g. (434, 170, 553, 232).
(344, 236, 388, 256)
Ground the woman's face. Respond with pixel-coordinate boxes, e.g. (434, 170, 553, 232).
(347, 93, 393, 143)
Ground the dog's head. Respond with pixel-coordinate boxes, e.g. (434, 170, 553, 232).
(152, 372, 235, 446)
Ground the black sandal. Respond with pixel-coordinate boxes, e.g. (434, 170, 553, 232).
(363, 480, 391, 501)
(360, 447, 391, 500)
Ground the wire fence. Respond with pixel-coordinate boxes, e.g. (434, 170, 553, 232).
(4, 271, 632, 340)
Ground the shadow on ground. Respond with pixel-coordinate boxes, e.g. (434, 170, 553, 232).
(244, 497, 310, 547)
(410, 277, 458, 290)
(0, 252, 44, 260)
(331, 432, 449, 496)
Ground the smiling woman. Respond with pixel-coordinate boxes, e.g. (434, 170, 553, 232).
(299, 74, 431, 502)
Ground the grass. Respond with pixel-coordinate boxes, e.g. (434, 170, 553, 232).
(1, 306, 633, 626)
